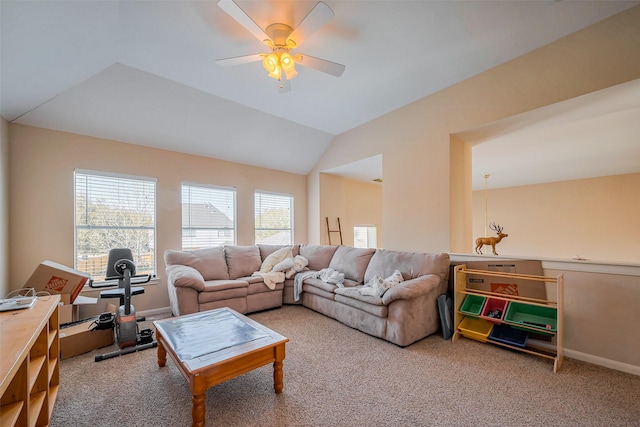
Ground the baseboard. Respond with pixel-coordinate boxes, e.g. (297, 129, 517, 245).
(563, 349, 640, 376)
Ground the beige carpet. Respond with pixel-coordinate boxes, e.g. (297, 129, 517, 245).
(51, 305, 639, 426)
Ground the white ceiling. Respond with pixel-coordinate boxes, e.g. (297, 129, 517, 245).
(1, 1, 638, 182)
(464, 78, 640, 190)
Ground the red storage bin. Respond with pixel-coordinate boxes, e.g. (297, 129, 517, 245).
(480, 298, 508, 323)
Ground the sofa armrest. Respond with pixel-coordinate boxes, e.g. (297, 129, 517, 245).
(166, 264, 206, 292)
(381, 274, 441, 305)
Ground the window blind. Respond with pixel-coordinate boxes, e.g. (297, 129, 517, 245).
(74, 170, 156, 281)
(254, 191, 293, 245)
(182, 184, 236, 249)
(354, 225, 377, 248)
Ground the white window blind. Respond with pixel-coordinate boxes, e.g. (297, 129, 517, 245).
(74, 170, 156, 281)
(254, 192, 293, 245)
(354, 225, 377, 248)
(182, 184, 236, 250)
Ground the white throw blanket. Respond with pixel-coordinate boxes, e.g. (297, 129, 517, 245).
(293, 268, 345, 301)
(251, 271, 285, 290)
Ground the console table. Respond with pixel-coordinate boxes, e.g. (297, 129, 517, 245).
(0, 295, 60, 426)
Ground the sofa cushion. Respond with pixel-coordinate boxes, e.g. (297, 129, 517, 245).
(334, 287, 388, 317)
(302, 277, 339, 294)
(225, 246, 262, 279)
(329, 246, 376, 284)
(164, 247, 229, 281)
(259, 246, 292, 272)
(197, 279, 248, 304)
(364, 249, 450, 283)
(246, 281, 284, 295)
(299, 245, 339, 271)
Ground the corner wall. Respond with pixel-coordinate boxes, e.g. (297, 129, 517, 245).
(319, 174, 383, 246)
(8, 124, 308, 313)
(0, 117, 9, 298)
(308, 6, 640, 254)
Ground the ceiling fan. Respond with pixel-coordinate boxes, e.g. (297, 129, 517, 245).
(216, 0, 345, 92)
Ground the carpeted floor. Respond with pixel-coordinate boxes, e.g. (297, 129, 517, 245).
(51, 305, 640, 426)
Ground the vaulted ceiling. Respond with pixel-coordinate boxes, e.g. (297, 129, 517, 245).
(2, 1, 638, 187)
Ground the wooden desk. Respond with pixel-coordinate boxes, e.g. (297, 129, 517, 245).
(0, 296, 60, 427)
(154, 308, 288, 427)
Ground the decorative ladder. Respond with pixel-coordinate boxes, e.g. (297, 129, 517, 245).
(326, 217, 343, 245)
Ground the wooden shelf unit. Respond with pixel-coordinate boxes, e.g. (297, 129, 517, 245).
(452, 265, 564, 373)
(0, 295, 60, 426)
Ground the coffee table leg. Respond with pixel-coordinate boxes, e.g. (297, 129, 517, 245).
(273, 343, 285, 394)
(157, 336, 166, 367)
(192, 393, 205, 427)
(273, 361, 284, 394)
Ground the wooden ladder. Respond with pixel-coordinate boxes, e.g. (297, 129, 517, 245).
(326, 217, 343, 245)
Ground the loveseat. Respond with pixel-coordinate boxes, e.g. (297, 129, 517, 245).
(164, 244, 449, 346)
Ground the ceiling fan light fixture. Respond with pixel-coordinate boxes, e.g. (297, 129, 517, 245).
(280, 52, 298, 79)
(217, 1, 345, 89)
(262, 53, 281, 79)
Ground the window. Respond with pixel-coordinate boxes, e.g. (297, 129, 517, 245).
(354, 225, 377, 248)
(254, 191, 293, 245)
(74, 170, 156, 281)
(182, 184, 236, 249)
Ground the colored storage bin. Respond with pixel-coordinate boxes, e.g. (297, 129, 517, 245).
(504, 302, 557, 332)
(480, 298, 508, 323)
(459, 294, 486, 316)
(489, 324, 529, 348)
(458, 317, 493, 343)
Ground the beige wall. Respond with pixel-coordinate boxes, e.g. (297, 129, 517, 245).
(8, 124, 307, 314)
(472, 174, 640, 263)
(309, 6, 640, 255)
(308, 7, 640, 370)
(0, 117, 9, 298)
(319, 174, 383, 247)
(545, 268, 640, 368)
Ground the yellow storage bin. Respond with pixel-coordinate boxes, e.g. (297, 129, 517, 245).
(458, 317, 494, 343)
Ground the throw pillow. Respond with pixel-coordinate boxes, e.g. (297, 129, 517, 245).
(369, 275, 389, 297)
(364, 270, 405, 297)
(284, 255, 310, 279)
(272, 257, 295, 272)
(385, 270, 404, 287)
(259, 246, 292, 273)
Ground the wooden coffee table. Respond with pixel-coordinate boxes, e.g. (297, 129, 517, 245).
(153, 307, 288, 427)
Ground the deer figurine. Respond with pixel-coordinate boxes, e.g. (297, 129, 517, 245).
(475, 222, 508, 255)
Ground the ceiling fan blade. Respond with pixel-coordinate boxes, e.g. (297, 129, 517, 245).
(296, 54, 345, 77)
(286, 2, 334, 48)
(216, 54, 264, 67)
(277, 78, 291, 94)
(217, 0, 270, 44)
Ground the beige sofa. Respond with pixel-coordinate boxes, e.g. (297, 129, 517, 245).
(164, 244, 449, 346)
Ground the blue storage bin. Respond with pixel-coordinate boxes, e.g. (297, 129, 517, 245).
(489, 324, 529, 348)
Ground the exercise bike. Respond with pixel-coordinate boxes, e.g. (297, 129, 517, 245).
(95, 252, 157, 362)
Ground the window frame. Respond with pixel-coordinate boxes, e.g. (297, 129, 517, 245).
(353, 224, 378, 249)
(74, 169, 157, 282)
(254, 190, 294, 245)
(181, 182, 237, 250)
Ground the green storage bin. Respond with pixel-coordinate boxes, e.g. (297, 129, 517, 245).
(504, 302, 557, 332)
(459, 294, 486, 316)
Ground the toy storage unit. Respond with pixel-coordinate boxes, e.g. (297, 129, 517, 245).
(452, 265, 564, 373)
